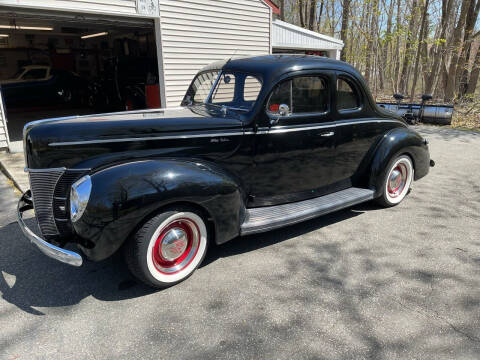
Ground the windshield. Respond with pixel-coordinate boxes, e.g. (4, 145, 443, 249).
(182, 70, 262, 112)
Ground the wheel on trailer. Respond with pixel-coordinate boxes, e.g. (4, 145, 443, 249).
(125, 206, 209, 288)
(375, 155, 414, 207)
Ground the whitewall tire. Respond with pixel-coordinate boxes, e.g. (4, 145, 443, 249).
(376, 155, 414, 207)
(125, 206, 209, 288)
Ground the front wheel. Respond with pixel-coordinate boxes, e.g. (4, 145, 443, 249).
(125, 207, 209, 288)
(375, 155, 414, 207)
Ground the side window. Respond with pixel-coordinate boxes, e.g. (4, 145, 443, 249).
(267, 80, 291, 113)
(267, 76, 328, 115)
(337, 77, 360, 111)
(292, 76, 328, 113)
(211, 73, 236, 103)
(243, 76, 262, 102)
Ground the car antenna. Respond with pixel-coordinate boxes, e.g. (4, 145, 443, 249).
(226, 49, 239, 65)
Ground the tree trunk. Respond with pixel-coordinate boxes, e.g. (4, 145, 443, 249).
(318, 0, 324, 29)
(308, 0, 317, 30)
(410, 0, 430, 101)
(444, 0, 472, 103)
(456, 0, 480, 98)
(299, 0, 306, 28)
(279, 0, 285, 21)
(425, 0, 454, 95)
(340, 0, 351, 61)
(394, 0, 402, 93)
(466, 47, 480, 96)
(399, 0, 419, 95)
(383, 0, 395, 91)
(364, 0, 377, 85)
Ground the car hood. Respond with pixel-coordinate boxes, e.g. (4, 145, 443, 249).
(24, 106, 244, 169)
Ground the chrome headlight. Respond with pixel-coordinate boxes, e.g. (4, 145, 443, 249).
(70, 175, 92, 222)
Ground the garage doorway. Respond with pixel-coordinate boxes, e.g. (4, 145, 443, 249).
(0, 8, 159, 151)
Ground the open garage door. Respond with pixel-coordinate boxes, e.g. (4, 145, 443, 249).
(0, 7, 159, 151)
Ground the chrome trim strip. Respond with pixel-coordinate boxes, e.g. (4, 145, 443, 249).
(26, 167, 67, 173)
(47, 119, 404, 146)
(48, 131, 245, 147)
(17, 192, 83, 267)
(255, 119, 404, 134)
(25, 167, 91, 172)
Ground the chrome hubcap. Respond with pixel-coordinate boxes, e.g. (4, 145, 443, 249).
(160, 228, 188, 261)
(387, 163, 408, 198)
(389, 169, 402, 191)
(152, 218, 201, 274)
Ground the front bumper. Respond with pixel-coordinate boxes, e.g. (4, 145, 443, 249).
(17, 191, 83, 266)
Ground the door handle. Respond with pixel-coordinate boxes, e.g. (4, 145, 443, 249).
(319, 131, 335, 137)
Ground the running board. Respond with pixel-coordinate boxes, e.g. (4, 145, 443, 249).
(241, 187, 375, 235)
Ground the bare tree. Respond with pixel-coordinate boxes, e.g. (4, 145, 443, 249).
(308, 0, 317, 30)
(340, 0, 351, 61)
(444, 0, 472, 102)
(410, 0, 430, 101)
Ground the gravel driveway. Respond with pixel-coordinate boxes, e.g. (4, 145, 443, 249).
(0, 125, 479, 360)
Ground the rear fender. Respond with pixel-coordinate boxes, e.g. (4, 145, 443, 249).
(369, 127, 430, 197)
(73, 159, 245, 261)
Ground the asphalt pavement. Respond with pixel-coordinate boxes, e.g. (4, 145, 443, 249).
(0, 125, 479, 360)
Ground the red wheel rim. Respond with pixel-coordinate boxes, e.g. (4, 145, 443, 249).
(151, 219, 200, 275)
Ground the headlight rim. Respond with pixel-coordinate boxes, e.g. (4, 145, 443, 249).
(69, 175, 92, 223)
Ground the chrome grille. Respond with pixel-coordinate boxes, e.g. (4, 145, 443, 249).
(29, 169, 65, 237)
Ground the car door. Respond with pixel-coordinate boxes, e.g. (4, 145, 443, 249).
(248, 72, 338, 207)
(333, 72, 400, 185)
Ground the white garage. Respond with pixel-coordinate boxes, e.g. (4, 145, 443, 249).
(0, 0, 273, 151)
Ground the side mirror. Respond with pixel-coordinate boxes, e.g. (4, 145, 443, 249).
(270, 104, 290, 126)
(421, 94, 433, 102)
(393, 93, 404, 101)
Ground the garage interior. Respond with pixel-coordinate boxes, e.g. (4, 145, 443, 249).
(0, 8, 159, 150)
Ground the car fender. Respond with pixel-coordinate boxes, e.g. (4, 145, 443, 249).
(73, 159, 246, 261)
(369, 127, 430, 197)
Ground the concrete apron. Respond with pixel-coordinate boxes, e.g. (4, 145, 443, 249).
(0, 151, 28, 194)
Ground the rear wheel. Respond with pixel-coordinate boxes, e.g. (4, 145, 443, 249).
(125, 206, 209, 288)
(376, 155, 414, 207)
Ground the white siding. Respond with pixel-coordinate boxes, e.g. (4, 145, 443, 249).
(272, 19, 344, 52)
(159, 0, 271, 107)
(0, 0, 140, 16)
(0, 90, 8, 150)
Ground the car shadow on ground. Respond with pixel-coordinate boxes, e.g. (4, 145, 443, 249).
(0, 203, 375, 315)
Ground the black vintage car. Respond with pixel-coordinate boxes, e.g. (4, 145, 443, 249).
(1, 65, 88, 108)
(18, 55, 433, 288)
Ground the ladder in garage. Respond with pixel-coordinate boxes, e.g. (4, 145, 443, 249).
(0, 87, 10, 151)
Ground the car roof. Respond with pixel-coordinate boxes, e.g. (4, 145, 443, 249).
(200, 55, 363, 80)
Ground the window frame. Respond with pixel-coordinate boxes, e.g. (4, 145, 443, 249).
(22, 68, 48, 81)
(335, 73, 363, 114)
(265, 73, 331, 121)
